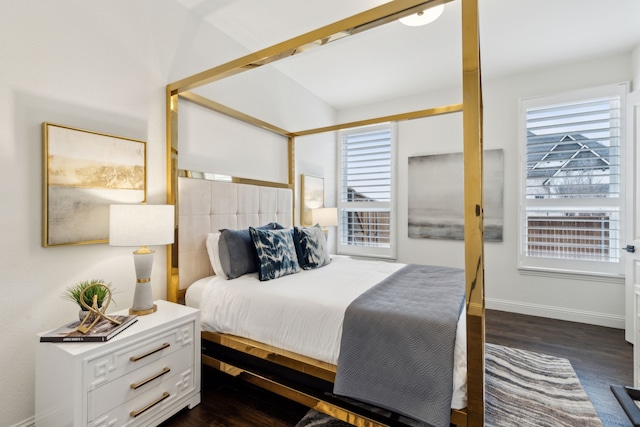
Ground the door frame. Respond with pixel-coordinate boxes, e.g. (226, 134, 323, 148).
(625, 89, 640, 345)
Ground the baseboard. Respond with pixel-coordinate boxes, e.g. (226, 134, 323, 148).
(9, 417, 34, 427)
(486, 298, 625, 329)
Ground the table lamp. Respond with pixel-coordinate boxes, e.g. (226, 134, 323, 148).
(109, 204, 174, 315)
(311, 207, 338, 239)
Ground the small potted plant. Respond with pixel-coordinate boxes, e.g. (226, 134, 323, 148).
(62, 279, 115, 319)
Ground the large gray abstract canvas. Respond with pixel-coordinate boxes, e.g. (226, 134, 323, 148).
(408, 149, 503, 241)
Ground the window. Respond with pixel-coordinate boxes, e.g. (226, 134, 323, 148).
(519, 83, 627, 276)
(338, 124, 396, 258)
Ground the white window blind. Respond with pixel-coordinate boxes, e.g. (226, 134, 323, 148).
(338, 124, 395, 258)
(519, 84, 626, 276)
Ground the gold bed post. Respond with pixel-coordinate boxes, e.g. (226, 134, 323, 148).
(461, 0, 485, 425)
(288, 136, 296, 225)
(166, 88, 179, 303)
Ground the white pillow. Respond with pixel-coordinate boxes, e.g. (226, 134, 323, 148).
(206, 232, 228, 279)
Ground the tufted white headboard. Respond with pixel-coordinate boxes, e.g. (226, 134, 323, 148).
(177, 176, 293, 292)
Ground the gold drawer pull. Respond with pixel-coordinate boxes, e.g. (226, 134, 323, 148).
(130, 367, 171, 390)
(130, 391, 170, 418)
(130, 342, 170, 362)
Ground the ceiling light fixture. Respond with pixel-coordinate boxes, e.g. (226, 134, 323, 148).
(399, 4, 444, 27)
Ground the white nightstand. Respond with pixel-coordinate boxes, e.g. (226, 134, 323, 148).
(36, 300, 201, 427)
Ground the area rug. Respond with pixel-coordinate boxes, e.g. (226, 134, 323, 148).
(295, 343, 603, 427)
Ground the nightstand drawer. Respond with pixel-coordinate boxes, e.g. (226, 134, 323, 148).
(89, 367, 196, 427)
(86, 321, 195, 390)
(88, 343, 194, 420)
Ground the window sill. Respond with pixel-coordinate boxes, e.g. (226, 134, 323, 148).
(342, 254, 397, 263)
(518, 267, 624, 285)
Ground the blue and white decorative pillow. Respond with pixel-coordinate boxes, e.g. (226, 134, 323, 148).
(293, 224, 331, 270)
(249, 227, 301, 281)
(218, 223, 283, 279)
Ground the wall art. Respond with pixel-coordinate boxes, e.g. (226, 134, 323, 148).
(300, 174, 324, 226)
(408, 149, 503, 242)
(43, 123, 146, 247)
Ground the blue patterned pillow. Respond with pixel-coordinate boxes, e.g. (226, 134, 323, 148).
(293, 224, 331, 270)
(249, 227, 301, 281)
(218, 223, 283, 279)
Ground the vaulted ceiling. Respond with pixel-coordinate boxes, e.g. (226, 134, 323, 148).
(172, 0, 640, 110)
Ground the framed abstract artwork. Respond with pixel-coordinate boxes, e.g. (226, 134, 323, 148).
(300, 174, 324, 226)
(408, 148, 504, 242)
(42, 123, 146, 247)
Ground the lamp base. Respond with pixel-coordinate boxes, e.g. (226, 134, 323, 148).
(130, 304, 157, 316)
(131, 251, 157, 316)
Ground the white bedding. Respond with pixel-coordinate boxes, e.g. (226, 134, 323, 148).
(185, 255, 467, 409)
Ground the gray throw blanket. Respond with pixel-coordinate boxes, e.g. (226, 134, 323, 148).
(334, 264, 465, 427)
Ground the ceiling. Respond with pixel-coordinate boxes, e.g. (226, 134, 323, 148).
(173, 0, 640, 110)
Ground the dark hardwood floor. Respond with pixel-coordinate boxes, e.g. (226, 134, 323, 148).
(161, 309, 633, 426)
(485, 310, 633, 427)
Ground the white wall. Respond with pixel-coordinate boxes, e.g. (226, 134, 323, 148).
(0, 1, 251, 425)
(178, 101, 291, 183)
(197, 66, 338, 133)
(480, 54, 631, 326)
(295, 132, 338, 251)
(633, 44, 640, 90)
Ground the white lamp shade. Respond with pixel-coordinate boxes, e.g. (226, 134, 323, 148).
(311, 207, 338, 227)
(399, 4, 444, 26)
(109, 204, 175, 247)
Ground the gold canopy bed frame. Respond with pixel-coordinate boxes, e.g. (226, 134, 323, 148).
(164, 0, 485, 426)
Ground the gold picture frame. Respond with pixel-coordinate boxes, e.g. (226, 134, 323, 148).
(300, 174, 324, 226)
(42, 122, 146, 247)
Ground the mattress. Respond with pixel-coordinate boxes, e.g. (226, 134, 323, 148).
(185, 255, 467, 409)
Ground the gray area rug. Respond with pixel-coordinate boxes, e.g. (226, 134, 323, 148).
(296, 343, 603, 427)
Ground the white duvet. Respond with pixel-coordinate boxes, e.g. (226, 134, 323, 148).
(185, 255, 467, 409)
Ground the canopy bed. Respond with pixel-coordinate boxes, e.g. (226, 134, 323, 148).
(164, 0, 485, 426)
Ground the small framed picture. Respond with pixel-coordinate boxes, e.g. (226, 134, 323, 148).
(300, 174, 324, 226)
